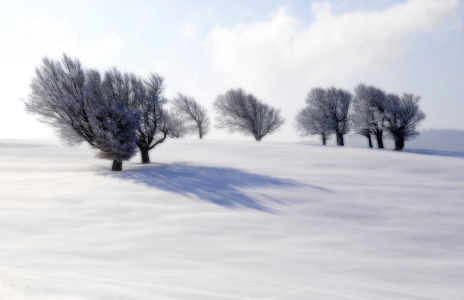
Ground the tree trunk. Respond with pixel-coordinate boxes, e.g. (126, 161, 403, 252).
(394, 138, 404, 151)
(322, 134, 327, 145)
(367, 135, 373, 148)
(112, 160, 122, 171)
(255, 136, 262, 141)
(375, 130, 384, 148)
(141, 147, 150, 164)
(199, 128, 203, 139)
(336, 133, 344, 146)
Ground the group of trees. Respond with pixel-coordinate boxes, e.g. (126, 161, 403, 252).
(25, 55, 210, 170)
(25, 54, 426, 171)
(295, 87, 351, 146)
(25, 54, 286, 171)
(295, 84, 426, 150)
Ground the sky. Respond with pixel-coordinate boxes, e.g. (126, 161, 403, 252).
(0, 0, 463, 142)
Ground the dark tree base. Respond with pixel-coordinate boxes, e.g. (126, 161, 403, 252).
(367, 135, 373, 148)
(141, 149, 150, 164)
(112, 160, 122, 171)
(375, 134, 384, 149)
(394, 139, 405, 151)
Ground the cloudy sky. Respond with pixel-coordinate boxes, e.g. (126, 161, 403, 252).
(0, 0, 462, 142)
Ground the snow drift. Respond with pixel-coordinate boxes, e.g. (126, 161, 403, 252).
(0, 139, 463, 299)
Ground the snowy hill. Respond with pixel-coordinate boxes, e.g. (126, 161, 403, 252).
(1, 139, 463, 300)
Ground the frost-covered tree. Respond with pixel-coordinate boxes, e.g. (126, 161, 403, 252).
(351, 96, 374, 148)
(172, 94, 210, 139)
(384, 93, 426, 150)
(354, 84, 388, 148)
(24, 54, 139, 171)
(301, 87, 351, 146)
(294, 105, 334, 145)
(213, 88, 285, 141)
(129, 74, 170, 164)
(166, 110, 189, 138)
(96, 68, 140, 170)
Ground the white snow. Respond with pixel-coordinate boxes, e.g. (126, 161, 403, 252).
(0, 139, 463, 299)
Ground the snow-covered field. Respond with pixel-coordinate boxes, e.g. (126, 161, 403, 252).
(0, 139, 463, 300)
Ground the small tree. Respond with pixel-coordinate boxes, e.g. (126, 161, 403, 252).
(213, 88, 285, 141)
(384, 93, 426, 150)
(351, 96, 374, 148)
(129, 74, 170, 164)
(294, 106, 333, 145)
(354, 84, 388, 148)
(166, 110, 189, 138)
(172, 93, 210, 139)
(303, 87, 351, 146)
(24, 54, 139, 171)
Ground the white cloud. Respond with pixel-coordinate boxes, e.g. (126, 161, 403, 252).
(19, 19, 124, 69)
(205, 0, 461, 101)
(79, 33, 124, 68)
(179, 20, 199, 39)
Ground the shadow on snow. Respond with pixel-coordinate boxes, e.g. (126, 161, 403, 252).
(102, 163, 319, 213)
(402, 149, 464, 159)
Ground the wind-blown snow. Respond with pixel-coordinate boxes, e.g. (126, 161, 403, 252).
(1, 139, 463, 299)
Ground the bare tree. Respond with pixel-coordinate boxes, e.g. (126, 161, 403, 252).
(384, 93, 426, 150)
(354, 84, 388, 148)
(166, 110, 189, 138)
(24, 54, 139, 171)
(171, 93, 210, 139)
(129, 74, 170, 164)
(213, 88, 285, 141)
(294, 106, 334, 145)
(351, 96, 373, 148)
(302, 87, 351, 146)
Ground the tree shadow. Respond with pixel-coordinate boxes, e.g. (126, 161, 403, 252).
(403, 149, 464, 159)
(101, 163, 324, 213)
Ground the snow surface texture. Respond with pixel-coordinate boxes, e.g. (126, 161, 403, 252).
(0, 139, 463, 300)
